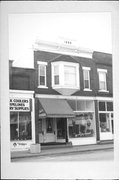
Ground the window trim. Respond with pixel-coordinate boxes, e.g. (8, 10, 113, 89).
(82, 67, 91, 91)
(37, 61, 48, 88)
(97, 69, 107, 92)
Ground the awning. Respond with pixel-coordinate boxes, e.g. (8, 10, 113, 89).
(38, 98, 74, 118)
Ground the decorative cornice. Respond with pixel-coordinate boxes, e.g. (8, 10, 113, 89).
(33, 39, 93, 59)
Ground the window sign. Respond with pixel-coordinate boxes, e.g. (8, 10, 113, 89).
(10, 98, 31, 111)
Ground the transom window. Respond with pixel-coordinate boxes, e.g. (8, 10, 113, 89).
(83, 67, 91, 90)
(37, 61, 47, 87)
(97, 69, 107, 91)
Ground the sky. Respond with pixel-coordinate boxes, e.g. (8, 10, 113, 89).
(9, 13, 112, 68)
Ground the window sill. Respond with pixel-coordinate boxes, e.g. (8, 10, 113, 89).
(84, 89, 92, 91)
(98, 90, 109, 93)
(37, 86, 48, 89)
(52, 85, 80, 89)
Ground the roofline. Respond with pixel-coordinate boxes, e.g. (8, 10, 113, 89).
(33, 39, 93, 59)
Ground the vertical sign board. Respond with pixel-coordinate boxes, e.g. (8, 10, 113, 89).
(10, 98, 32, 151)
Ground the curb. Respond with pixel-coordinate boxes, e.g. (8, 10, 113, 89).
(11, 145, 113, 160)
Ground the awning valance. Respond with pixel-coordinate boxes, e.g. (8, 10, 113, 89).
(38, 98, 74, 118)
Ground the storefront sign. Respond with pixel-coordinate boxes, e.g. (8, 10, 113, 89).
(11, 141, 31, 151)
(10, 98, 31, 111)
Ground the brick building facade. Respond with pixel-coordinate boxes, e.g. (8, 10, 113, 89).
(9, 40, 113, 151)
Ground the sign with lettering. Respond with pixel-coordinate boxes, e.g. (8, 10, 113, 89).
(10, 98, 31, 111)
(11, 141, 32, 151)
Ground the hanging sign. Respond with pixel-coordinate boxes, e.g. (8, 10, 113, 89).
(10, 98, 31, 111)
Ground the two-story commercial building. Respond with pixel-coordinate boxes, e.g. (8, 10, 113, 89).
(9, 39, 113, 151)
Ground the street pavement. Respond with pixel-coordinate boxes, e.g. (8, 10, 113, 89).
(11, 142, 114, 162)
(12, 148, 113, 162)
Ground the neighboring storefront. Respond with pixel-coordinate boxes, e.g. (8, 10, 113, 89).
(10, 90, 35, 151)
(98, 100, 114, 140)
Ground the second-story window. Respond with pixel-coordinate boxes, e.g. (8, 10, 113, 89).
(37, 61, 47, 88)
(83, 67, 91, 90)
(54, 65, 59, 85)
(52, 61, 79, 89)
(64, 65, 76, 86)
(98, 69, 107, 91)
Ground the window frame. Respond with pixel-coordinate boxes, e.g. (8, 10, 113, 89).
(97, 69, 108, 92)
(10, 111, 32, 141)
(37, 61, 48, 88)
(82, 67, 91, 91)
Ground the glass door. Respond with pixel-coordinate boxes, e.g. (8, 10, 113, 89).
(99, 113, 113, 140)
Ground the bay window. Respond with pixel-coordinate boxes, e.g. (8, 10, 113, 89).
(52, 61, 79, 89)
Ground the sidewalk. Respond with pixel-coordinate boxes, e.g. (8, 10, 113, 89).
(11, 141, 114, 159)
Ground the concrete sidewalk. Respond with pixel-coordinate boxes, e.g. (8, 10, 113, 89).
(11, 141, 114, 159)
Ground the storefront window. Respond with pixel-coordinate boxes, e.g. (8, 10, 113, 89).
(68, 113, 95, 138)
(10, 112, 32, 140)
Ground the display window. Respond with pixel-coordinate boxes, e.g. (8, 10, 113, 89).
(68, 113, 95, 138)
(10, 112, 32, 140)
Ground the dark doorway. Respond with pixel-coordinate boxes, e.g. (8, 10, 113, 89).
(57, 118, 67, 142)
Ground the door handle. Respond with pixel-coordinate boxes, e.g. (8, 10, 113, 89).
(54, 131, 55, 135)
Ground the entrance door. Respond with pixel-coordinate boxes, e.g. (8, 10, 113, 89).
(45, 118, 56, 143)
(57, 118, 67, 143)
(99, 113, 114, 140)
(39, 118, 56, 143)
